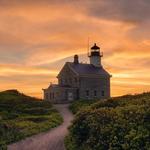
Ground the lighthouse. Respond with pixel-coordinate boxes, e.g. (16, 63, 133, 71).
(89, 43, 103, 67)
(43, 42, 111, 103)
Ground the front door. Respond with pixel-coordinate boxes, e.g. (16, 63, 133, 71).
(68, 92, 73, 101)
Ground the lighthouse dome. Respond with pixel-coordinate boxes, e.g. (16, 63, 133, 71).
(91, 43, 100, 50)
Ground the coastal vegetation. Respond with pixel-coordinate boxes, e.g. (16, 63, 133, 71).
(0, 90, 63, 149)
(66, 92, 150, 150)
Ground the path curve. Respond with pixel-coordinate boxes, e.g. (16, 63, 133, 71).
(8, 104, 73, 150)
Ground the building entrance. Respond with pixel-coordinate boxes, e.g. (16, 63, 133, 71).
(67, 92, 73, 101)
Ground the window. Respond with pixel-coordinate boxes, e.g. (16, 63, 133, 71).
(101, 90, 105, 96)
(69, 78, 72, 84)
(62, 79, 65, 84)
(74, 78, 78, 82)
(76, 89, 79, 99)
(49, 93, 51, 99)
(86, 90, 89, 96)
(65, 79, 67, 84)
(53, 93, 55, 99)
(94, 90, 97, 96)
(60, 79, 62, 84)
(46, 93, 48, 99)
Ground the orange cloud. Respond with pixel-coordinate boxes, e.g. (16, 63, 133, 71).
(0, 1, 149, 98)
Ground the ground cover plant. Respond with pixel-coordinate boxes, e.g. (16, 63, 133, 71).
(66, 92, 150, 150)
(69, 99, 98, 114)
(0, 90, 63, 149)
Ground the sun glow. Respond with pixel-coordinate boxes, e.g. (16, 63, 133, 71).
(0, 1, 150, 98)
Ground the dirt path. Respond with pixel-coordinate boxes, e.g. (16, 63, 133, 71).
(8, 104, 73, 150)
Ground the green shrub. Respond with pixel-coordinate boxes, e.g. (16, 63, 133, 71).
(0, 90, 63, 149)
(69, 100, 97, 114)
(67, 92, 150, 150)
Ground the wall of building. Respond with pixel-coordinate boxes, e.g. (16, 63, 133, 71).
(44, 86, 78, 103)
(44, 62, 111, 103)
(44, 87, 62, 103)
(44, 75, 110, 102)
(79, 76, 110, 100)
(57, 63, 79, 88)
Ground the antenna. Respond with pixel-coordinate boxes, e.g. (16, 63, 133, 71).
(87, 37, 90, 57)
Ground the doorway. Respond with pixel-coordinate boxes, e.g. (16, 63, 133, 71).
(67, 92, 73, 101)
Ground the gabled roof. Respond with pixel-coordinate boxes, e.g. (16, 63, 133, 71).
(67, 62, 111, 77)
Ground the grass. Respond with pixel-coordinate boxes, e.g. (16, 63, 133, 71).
(0, 90, 63, 149)
(66, 92, 150, 150)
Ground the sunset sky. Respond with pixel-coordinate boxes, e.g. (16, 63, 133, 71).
(0, 0, 150, 98)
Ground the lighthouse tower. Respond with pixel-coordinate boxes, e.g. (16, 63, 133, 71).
(89, 43, 103, 67)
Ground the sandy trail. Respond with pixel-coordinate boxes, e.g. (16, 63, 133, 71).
(8, 104, 73, 150)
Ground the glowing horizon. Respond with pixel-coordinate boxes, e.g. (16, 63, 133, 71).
(0, 1, 150, 98)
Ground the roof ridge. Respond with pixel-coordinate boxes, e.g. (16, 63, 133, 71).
(68, 62, 111, 77)
(68, 62, 93, 66)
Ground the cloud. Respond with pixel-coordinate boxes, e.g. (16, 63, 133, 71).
(1, 0, 150, 22)
(83, 0, 150, 23)
(0, 0, 149, 97)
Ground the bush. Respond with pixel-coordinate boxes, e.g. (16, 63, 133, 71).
(69, 100, 97, 114)
(0, 90, 63, 149)
(66, 92, 150, 150)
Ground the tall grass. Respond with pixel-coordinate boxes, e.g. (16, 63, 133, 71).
(0, 90, 63, 149)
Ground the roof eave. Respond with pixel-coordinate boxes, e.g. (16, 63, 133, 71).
(79, 74, 111, 78)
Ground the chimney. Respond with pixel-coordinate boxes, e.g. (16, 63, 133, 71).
(74, 55, 79, 64)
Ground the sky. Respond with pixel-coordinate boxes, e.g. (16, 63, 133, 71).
(0, 0, 150, 98)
